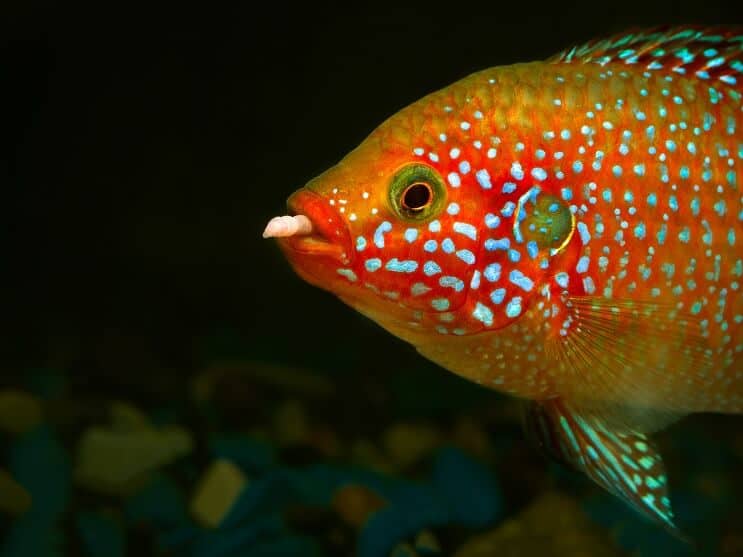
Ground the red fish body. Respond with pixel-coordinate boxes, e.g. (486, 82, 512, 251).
(265, 27, 742, 533)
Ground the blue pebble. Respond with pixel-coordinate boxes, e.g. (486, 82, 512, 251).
(358, 484, 449, 557)
(430, 447, 503, 528)
(125, 474, 189, 527)
(77, 513, 125, 557)
(210, 435, 277, 474)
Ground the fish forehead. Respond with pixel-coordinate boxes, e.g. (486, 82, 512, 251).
(377, 62, 722, 147)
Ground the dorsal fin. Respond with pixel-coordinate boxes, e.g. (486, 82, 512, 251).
(549, 25, 743, 91)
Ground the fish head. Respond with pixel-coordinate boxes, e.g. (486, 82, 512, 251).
(271, 89, 577, 341)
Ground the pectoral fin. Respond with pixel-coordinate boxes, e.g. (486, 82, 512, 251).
(523, 398, 681, 536)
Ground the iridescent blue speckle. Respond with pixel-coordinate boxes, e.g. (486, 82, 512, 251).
(365, 258, 382, 272)
(424, 261, 442, 276)
(453, 222, 478, 240)
(506, 297, 523, 318)
(502, 181, 517, 194)
(484, 263, 501, 282)
(456, 249, 476, 265)
(509, 270, 534, 292)
(490, 288, 506, 304)
(385, 259, 418, 273)
(476, 169, 493, 189)
(485, 238, 510, 251)
(472, 302, 494, 326)
(485, 213, 501, 229)
(374, 221, 392, 248)
(440, 276, 465, 292)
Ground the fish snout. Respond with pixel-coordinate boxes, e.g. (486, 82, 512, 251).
(265, 188, 353, 265)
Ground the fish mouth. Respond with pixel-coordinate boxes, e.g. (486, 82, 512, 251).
(280, 189, 352, 265)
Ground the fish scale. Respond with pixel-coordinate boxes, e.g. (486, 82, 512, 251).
(268, 26, 743, 534)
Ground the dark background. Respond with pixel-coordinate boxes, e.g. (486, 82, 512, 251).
(3, 5, 743, 557)
(5, 7, 741, 390)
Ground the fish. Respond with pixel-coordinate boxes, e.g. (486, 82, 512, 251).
(264, 26, 743, 535)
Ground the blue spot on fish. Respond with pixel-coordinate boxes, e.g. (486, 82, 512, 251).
(490, 288, 506, 304)
(577, 222, 591, 245)
(531, 167, 547, 181)
(432, 298, 450, 311)
(669, 195, 678, 212)
(510, 162, 524, 180)
(476, 169, 492, 189)
(502, 181, 517, 194)
(509, 270, 534, 292)
(484, 263, 501, 282)
(365, 258, 382, 272)
(506, 297, 523, 318)
(456, 249, 476, 265)
(472, 302, 494, 326)
(423, 261, 441, 276)
(453, 222, 478, 240)
(374, 221, 392, 248)
(501, 202, 516, 217)
(439, 276, 465, 292)
(386, 259, 418, 273)
(485, 238, 510, 251)
(485, 213, 501, 228)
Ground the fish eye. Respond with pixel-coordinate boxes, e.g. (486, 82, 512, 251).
(389, 164, 446, 221)
(401, 182, 433, 212)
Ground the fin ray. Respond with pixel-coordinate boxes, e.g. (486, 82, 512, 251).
(549, 25, 743, 93)
(524, 399, 682, 536)
(546, 295, 740, 429)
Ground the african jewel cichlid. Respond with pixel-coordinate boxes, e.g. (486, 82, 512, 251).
(264, 26, 743, 535)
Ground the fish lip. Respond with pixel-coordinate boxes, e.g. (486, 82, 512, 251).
(280, 188, 353, 265)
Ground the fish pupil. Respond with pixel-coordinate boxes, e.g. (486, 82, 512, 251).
(402, 182, 433, 212)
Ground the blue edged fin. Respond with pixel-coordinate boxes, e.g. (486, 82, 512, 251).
(523, 398, 682, 537)
(549, 25, 743, 92)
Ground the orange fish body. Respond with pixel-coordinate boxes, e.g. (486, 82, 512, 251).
(266, 26, 742, 533)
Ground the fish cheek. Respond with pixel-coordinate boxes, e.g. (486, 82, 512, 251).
(387, 230, 477, 315)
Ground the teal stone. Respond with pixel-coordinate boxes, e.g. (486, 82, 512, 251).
(124, 474, 189, 527)
(430, 447, 503, 528)
(76, 513, 125, 557)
